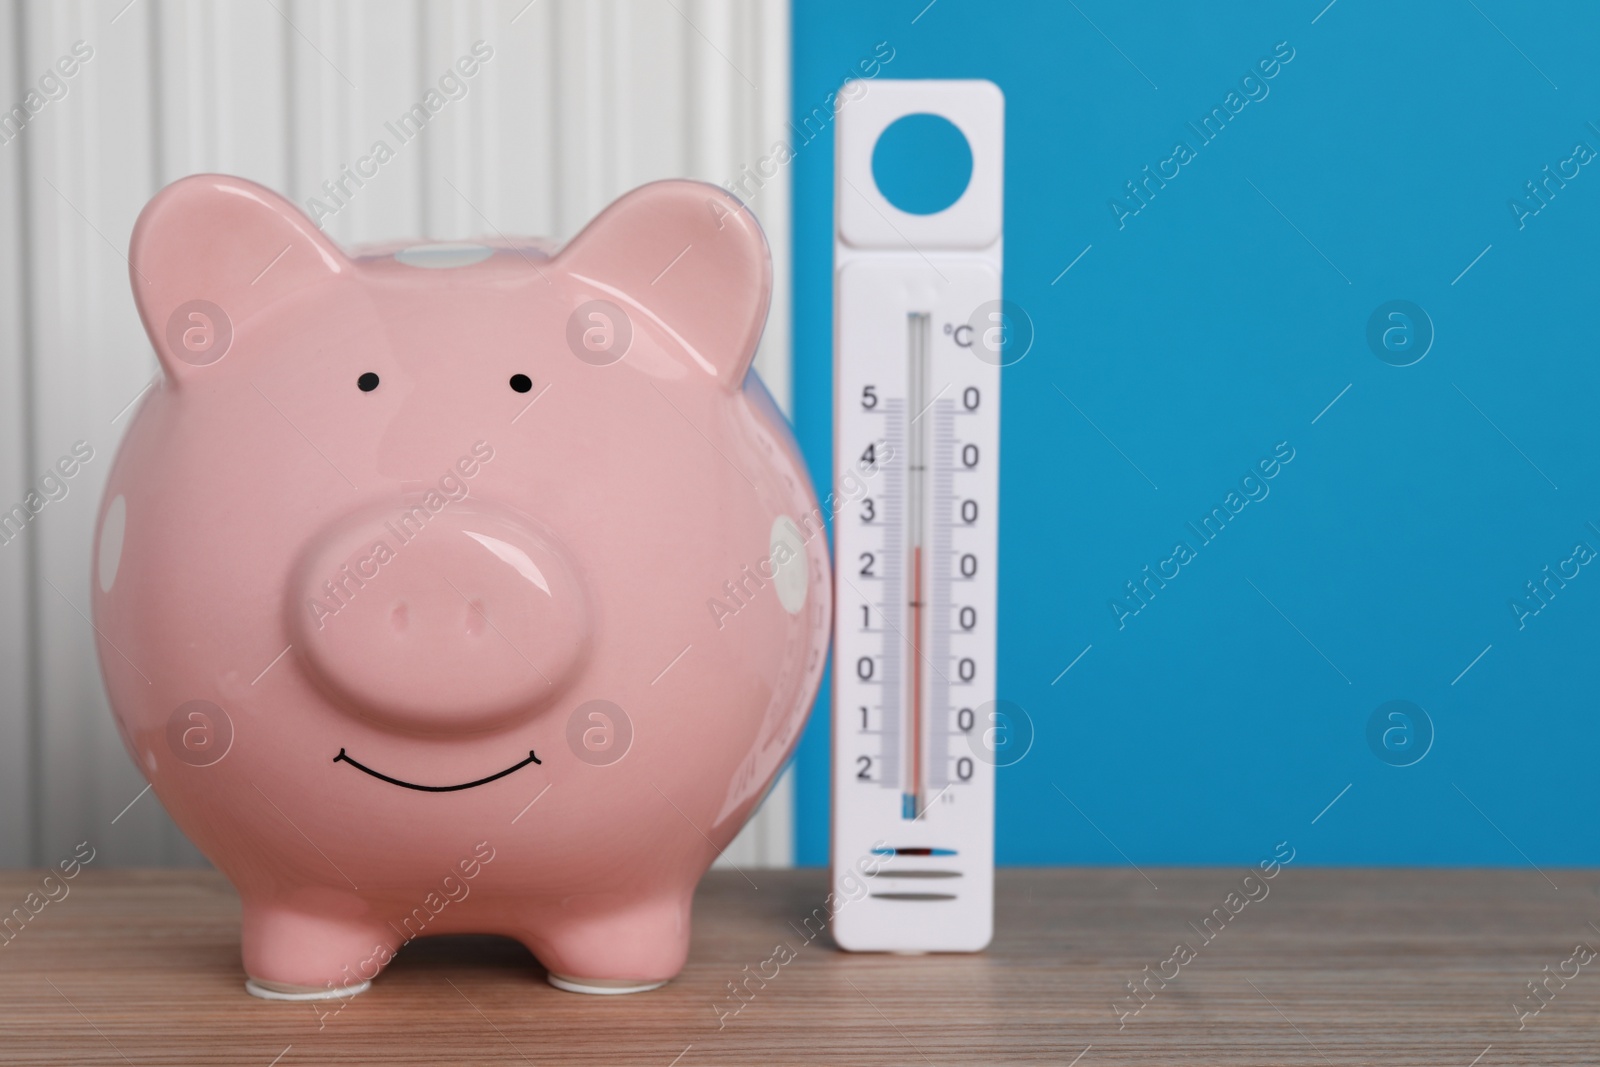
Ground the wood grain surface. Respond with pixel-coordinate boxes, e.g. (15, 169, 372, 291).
(0, 867, 1596, 1065)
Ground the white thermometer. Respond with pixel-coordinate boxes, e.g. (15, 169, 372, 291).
(830, 80, 1003, 952)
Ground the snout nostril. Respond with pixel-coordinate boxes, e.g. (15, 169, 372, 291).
(390, 602, 408, 633)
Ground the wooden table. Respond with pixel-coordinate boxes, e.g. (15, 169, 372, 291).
(1, 867, 1595, 1065)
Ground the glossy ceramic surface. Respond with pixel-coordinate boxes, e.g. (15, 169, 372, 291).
(91, 174, 830, 994)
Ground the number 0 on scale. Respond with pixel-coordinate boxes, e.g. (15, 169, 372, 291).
(830, 80, 1003, 953)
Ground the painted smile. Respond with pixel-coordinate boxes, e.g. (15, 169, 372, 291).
(333, 748, 541, 792)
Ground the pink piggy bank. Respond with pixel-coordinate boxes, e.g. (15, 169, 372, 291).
(91, 175, 830, 998)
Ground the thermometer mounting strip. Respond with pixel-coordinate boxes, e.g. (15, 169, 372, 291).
(830, 79, 1002, 953)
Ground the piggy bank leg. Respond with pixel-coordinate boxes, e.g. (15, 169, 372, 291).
(241, 900, 401, 1001)
(522, 893, 692, 995)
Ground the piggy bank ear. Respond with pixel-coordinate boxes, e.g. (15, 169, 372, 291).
(558, 180, 771, 390)
(129, 174, 348, 381)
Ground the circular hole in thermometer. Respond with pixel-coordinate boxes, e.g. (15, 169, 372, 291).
(871, 113, 973, 215)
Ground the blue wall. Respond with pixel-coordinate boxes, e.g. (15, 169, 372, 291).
(790, 0, 1600, 866)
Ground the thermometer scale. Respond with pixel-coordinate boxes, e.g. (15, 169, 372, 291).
(830, 80, 1003, 952)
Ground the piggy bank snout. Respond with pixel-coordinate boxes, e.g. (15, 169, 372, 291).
(288, 503, 589, 733)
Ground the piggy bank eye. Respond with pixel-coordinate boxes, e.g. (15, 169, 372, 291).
(357, 372, 380, 392)
(509, 374, 532, 393)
